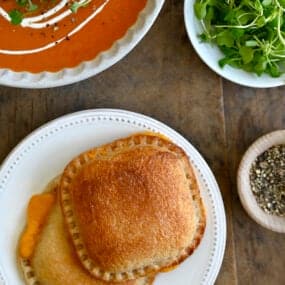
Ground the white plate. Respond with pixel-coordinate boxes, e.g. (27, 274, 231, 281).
(184, 0, 285, 88)
(0, 0, 164, 89)
(0, 109, 226, 285)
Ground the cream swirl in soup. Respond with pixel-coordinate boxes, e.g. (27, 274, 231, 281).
(0, 0, 147, 71)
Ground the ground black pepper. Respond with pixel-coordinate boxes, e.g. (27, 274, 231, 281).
(250, 145, 285, 216)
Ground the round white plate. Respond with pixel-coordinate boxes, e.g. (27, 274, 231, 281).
(184, 0, 285, 88)
(0, 0, 164, 89)
(0, 109, 226, 285)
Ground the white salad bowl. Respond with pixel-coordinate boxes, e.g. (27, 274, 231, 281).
(0, 0, 164, 89)
(184, 0, 285, 88)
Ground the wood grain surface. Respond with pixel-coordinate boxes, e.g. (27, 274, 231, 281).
(0, 1, 284, 284)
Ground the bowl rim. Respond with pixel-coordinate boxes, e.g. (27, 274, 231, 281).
(237, 130, 285, 233)
(184, 0, 285, 88)
(0, 0, 165, 89)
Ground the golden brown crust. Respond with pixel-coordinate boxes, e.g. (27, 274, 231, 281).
(19, 178, 152, 285)
(60, 134, 206, 282)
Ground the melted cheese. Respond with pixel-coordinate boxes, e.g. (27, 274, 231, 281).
(139, 131, 171, 141)
(160, 265, 178, 273)
(19, 193, 55, 258)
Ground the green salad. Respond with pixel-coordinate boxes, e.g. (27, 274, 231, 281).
(194, 0, 285, 77)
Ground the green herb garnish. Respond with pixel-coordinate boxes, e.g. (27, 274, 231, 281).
(10, 0, 39, 25)
(27, 0, 38, 12)
(9, 9, 23, 25)
(16, 0, 28, 6)
(16, 0, 38, 12)
(70, 0, 91, 13)
(194, 0, 285, 77)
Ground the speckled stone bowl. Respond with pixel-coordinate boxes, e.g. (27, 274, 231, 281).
(237, 130, 285, 233)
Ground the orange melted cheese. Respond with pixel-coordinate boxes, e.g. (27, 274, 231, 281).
(139, 131, 171, 141)
(19, 193, 55, 258)
(160, 265, 178, 273)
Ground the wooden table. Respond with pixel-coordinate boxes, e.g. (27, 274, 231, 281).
(0, 1, 284, 284)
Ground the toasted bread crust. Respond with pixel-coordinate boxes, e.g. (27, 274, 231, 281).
(60, 134, 206, 282)
(19, 178, 153, 285)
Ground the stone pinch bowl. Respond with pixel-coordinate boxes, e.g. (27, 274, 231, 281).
(237, 130, 285, 233)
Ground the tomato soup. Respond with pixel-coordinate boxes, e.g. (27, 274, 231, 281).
(0, 0, 147, 72)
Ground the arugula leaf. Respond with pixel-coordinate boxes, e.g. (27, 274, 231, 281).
(262, 0, 272, 6)
(231, 28, 244, 40)
(9, 9, 23, 25)
(216, 30, 235, 47)
(194, 0, 285, 77)
(194, 2, 208, 20)
(239, 46, 254, 64)
(245, 40, 259, 47)
(219, 57, 232, 68)
(268, 64, 281, 77)
(279, 0, 285, 8)
(254, 54, 267, 76)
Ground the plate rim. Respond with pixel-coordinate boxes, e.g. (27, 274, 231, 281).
(184, 0, 285, 88)
(0, 0, 165, 89)
(0, 109, 226, 285)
